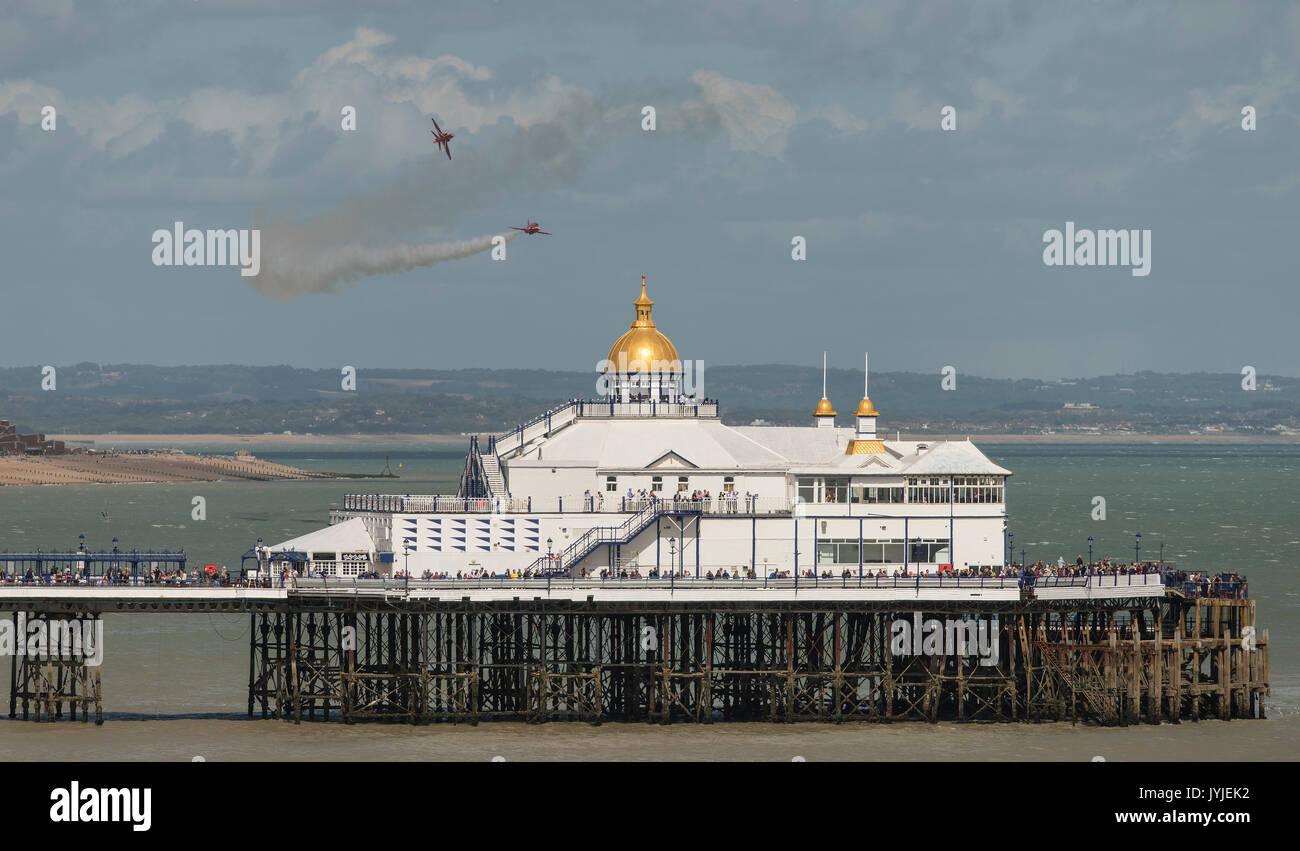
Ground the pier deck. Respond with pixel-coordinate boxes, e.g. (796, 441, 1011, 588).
(0, 572, 1165, 610)
(2, 574, 1267, 727)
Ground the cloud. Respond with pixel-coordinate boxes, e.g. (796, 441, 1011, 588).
(0, 26, 591, 185)
(683, 70, 799, 156)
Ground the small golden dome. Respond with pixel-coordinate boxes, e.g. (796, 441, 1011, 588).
(845, 439, 886, 455)
(855, 397, 878, 417)
(605, 276, 680, 373)
(813, 397, 836, 417)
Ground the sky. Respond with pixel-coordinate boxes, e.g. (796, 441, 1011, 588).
(0, 0, 1297, 380)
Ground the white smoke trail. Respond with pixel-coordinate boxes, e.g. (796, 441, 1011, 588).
(248, 228, 522, 301)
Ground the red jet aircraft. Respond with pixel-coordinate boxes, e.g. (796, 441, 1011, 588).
(430, 117, 454, 160)
(510, 219, 551, 235)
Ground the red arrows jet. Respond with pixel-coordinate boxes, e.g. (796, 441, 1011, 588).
(510, 219, 551, 235)
(430, 117, 454, 160)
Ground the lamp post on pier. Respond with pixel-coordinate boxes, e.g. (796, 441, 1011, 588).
(1134, 531, 1141, 565)
(1087, 536, 1093, 571)
(669, 537, 677, 592)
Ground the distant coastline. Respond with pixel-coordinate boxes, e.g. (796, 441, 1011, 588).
(49, 433, 470, 448)
(49, 431, 1300, 448)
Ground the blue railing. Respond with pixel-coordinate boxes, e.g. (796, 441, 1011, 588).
(1161, 570, 1249, 599)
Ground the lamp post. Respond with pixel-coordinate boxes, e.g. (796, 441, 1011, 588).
(1134, 531, 1141, 565)
(1087, 536, 1094, 572)
(669, 537, 677, 589)
(403, 542, 411, 596)
(1007, 531, 1014, 569)
(546, 537, 553, 577)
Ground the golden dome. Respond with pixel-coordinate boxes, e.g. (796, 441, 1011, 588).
(845, 439, 886, 455)
(855, 397, 878, 417)
(813, 397, 836, 417)
(605, 276, 680, 373)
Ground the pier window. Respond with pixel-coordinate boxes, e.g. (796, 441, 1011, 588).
(797, 477, 816, 504)
(852, 485, 904, 504)
(855, 538, 907, 563)
(340, 552, 368, 576)
(823, 477, 849, 503)
(651, 475, 664, 492)
(906, 477, 951, 503)
(952, 476, 1003, 504)
(817, 538, 860, 564)
(796, 476, 850, 503)
(909, 539, 950, 563)
(723, 476, 735, 493)
(605, 476, 618, 492)
(819, 538, 917, 564)
(678, 476, 689, 492)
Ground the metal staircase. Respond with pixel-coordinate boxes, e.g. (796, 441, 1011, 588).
(528, 501, 701, 576)
(1036, 640, 1118, 723)
(457, 435, 508, 499)
(478, 449, 507, 496)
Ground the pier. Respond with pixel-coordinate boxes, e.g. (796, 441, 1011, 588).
(1, 572, 1269, 726)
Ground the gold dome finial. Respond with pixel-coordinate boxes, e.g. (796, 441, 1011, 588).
(605, 275, 680, 373)
(856, 352, 878, 416)
(631, 275, 655, 327)
(813, 352, 836, 417)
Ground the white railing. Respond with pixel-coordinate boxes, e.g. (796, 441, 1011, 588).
(342, 493, 794, 516)
(491, 399, 720, 459)
(575, 401, 719, 419)
(342, 494, 530, 514)
(292, 574, 1025, 593)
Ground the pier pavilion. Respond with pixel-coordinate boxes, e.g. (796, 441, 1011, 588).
(266, 277, 1012, 583)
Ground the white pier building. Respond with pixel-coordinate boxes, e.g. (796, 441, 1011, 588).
(261, 278, 1012, 582)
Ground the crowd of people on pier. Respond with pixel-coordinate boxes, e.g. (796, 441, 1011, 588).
(1, 557, 1245, 600)
(581, 489, 752, 514)
(0, 566, 240, 586)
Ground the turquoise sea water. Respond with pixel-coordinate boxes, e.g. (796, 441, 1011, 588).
(0, 441, 1296, 760)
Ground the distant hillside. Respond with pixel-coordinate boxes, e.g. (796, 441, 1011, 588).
(1, 363, 1296, 436)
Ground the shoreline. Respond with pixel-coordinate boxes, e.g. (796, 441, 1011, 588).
(48, 431, 1300, 448)
(50, 433, 470, 448)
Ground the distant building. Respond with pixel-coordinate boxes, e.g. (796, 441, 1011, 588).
(0, 419, 70, 456)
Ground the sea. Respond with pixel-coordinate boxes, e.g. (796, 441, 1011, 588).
(0, 441, 1297, 761)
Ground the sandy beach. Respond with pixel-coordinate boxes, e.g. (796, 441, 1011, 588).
(0, 450, 320, 486)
